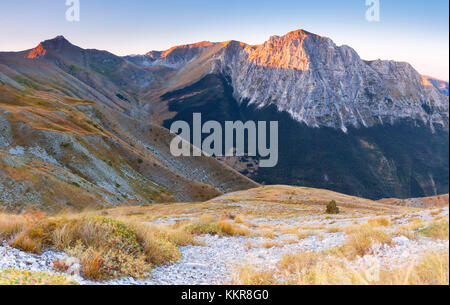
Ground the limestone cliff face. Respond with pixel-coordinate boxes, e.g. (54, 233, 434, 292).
(137, 29, 449, 132)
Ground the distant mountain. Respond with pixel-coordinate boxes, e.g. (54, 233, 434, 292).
(129, 30, 448, 133)
(0, 30, 448, 204)
(423, 75, 449, 96)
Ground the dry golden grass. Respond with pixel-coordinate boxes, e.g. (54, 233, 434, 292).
(418, 221, 449, 240)
(279, 227, 313, 240)
(291, 251, 449, 285)
(257, 229, 277, 239)
(433, 215, 446, 222)
(279, 252, 323, 274)
(0, 211, 197, 281)
(216, 221, 251, 237)
(367, 217, 391, 227)
(430, 210, 442, 217)
(232, 265, 278, 285)
(0, 213, 26, 239)
(237, 251, 449, 285)
(391, 230, 418, 241)
(397, 218, 425, 232)
(261, 240, 282, 249)
(126, 223, 183, 266)
(337, 228, 393, 259)
(327, 227, 341, 233)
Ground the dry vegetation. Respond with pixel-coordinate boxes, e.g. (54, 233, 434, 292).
(0, 185, 448, 285)
(418, 221, 449, 240)
(234, 251, 449, 285)
(0, 211, 199, 281)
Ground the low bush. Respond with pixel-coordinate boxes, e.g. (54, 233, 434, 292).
(2, 215, 181, 281)
(326, 200, 339, 214)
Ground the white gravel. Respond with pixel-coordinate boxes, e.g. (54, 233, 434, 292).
(1, 208, 448, 285)
(0, 241, 67, 274)
(352, 235, 449, 271)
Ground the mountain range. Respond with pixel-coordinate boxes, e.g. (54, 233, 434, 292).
(0, 29, 448, 210)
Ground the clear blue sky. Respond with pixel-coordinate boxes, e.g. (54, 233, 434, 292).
(0, 0, 448, 80)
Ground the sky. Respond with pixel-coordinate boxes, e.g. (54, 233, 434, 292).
(0, 0, 448, 80)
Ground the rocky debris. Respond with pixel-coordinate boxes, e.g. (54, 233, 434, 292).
(0, 241, 68, 274)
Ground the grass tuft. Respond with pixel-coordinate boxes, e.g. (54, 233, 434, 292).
(418, 221, 449, 240)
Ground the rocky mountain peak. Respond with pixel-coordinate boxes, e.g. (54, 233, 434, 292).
(242, 29, 316, 70)
(26, 35, 74, 59)
(122, 28, 448, 132)
(217, 31, 449, 132)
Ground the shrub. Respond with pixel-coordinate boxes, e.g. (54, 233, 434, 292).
(338, 228, 392, 259)
(7, 216, 152, 281)
(326, 200, 339, 214)
(185, 223, 223, 236)
(127, 223, 182, 266)
(9, 218, 58, 254)
(61, 217, 151, 280)
(1, 213, 201, 281)
(217, 221, 250, 236)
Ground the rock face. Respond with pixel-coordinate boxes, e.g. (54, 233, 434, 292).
(134, 29, 448, 199)
(134, 29, 449, 132)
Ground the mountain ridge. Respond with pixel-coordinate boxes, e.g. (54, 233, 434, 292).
(0, 29, 448, 202)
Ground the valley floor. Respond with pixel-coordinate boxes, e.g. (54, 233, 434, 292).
(1, 186, 449, 285)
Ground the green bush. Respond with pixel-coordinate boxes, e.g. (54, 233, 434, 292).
(326, 200, 339, 214)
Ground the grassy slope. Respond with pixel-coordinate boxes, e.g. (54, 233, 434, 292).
(0, 83, 257, 212)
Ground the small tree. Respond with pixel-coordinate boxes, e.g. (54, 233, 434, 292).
(326, 200, 339, 214)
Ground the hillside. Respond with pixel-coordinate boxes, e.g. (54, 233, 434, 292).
(0, 82, 257, 212)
